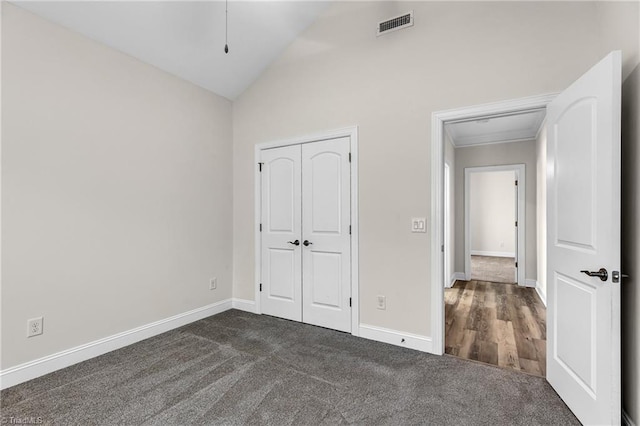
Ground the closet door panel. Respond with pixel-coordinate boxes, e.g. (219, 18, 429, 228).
(301, 137, 351, 332)
(260, 145, 302, 321)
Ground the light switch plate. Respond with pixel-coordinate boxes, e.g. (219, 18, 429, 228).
(411, 217, 426, 233)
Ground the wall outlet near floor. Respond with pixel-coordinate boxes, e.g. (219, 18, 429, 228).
(27, 317, 44, 337)
(377, 295, 386, 310)
(209, 277, 217, 290)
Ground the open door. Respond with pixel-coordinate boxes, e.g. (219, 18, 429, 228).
(514, 173, 518, 284)
(546, 51, 621, 425)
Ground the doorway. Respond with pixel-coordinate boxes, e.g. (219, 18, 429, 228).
(465, 165, 524, 286)
(433, 95, 551, 376)
(431, 94, 555, 356)
(433, 52, 622, 426)
(254, 127, 360, 335)
(469, 170, 517, 284)
(445, 140, 544, 375)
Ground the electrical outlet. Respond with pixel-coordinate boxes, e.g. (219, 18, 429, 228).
(377, 295, 386, 310)
(27, 317, 43, 338)
(209, 277, 217, 290)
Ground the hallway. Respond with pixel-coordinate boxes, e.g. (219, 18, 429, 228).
(445, 280, 546, 376)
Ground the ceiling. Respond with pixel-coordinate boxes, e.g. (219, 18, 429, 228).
(445, 109, 546, 147)
(13, 1, 330, 100)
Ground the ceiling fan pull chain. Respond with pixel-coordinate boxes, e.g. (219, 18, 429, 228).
(224, 0, 229, 54)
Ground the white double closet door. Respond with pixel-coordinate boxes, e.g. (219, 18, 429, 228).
(260, 137, 351, 333)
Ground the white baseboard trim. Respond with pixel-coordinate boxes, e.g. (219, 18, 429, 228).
(0, 298, 233, 390)
(446, 272, 466, 288)
(232, 298, 257, 314)
(535, 285, 547, 307)
(454, 272, 466, 281)
(523, 279, 537, 288)
(623, 410, 636, 426)
(470, 250, 515, 258)
(359, 323, 433, 353)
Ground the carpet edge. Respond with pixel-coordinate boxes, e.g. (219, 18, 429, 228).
(0, 298, 233, 390)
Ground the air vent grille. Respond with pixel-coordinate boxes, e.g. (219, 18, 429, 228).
(377, 12, 413, 36)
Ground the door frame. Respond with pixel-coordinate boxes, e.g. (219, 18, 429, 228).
(464, 164, 525, 286)
(443, 162, 451, 288)
(430, 94, 556, 355)
(254, 126, 360, 336)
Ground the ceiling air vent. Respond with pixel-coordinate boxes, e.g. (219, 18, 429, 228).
(377, 11, 413, 36)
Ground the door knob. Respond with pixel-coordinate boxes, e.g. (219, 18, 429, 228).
(287, 240, 300, 246)
(303, 240, 313, 246)
(580, 268, 608, 281)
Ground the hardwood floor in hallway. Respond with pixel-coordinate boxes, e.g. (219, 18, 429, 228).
(445, 280, 547, 377)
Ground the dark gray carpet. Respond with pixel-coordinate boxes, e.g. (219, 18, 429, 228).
(1, 310, 579, 425)
(471, 255, 517, 284)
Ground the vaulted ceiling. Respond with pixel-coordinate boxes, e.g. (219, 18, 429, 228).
(12, 1, 330, 100)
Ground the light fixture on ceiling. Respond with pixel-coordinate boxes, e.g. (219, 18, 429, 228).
(224, 0, 229, 54)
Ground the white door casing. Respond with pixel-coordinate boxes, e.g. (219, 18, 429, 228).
(302, 138, 352, 332)
(260, 145, 302, 322)
(546, 51, 621, 425)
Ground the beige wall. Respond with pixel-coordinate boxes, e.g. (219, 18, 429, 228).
(470, 171, 516, 256)
(622, 63, 640, 425)
(535, 125, 548, 304)
(454, 141, 537, 279)
(232, 1, 639, 336)
(1, 4, 233, 368)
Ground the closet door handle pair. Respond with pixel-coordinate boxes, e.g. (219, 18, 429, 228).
(287, 240, 312, 246)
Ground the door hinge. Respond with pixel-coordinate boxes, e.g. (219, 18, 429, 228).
(349, 225, 352, 235)
(515, 262, 518, 268)
(259, 283, 262, 292)
(441, 245, 444, 252)
(515, 180, 518, 186)
(349, 297, 352, 307)
(259, 223, 262, 232)
(258, 162, 264, 172)
(515, 221, 518, 227)
(348, 153, 351, 163)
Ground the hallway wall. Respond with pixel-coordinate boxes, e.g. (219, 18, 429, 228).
(454, 141, 537, 280)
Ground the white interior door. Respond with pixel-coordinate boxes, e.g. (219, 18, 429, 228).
(260, 145, 302, 322)
(444, 163, 450, 287)
(514, 174, 518, 283)
(546, 51, 621, 425)
(301, 138, 352, 332)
